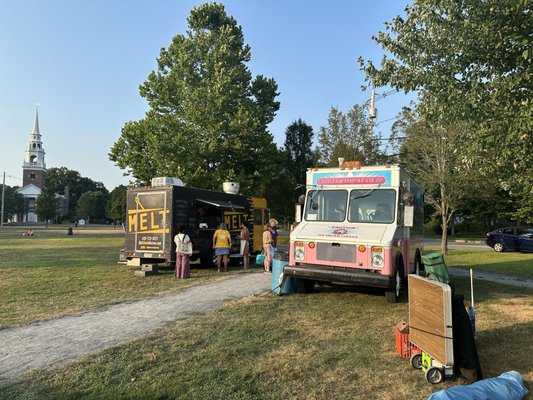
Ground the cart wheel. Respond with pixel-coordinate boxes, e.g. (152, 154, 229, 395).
(425, 367, 444, 384)
(410, 353, 422, 370)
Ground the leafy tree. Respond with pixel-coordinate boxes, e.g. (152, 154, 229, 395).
(109, 3, 280, 195)
(317, 105, 383, 166)
(35, 188, 59, 228)
(46, 167, 108, 219)
(77, 191, 108, 223)
(284, 119, 316, 188)
(359, 0, 532, 222)
(393, 108, 488, 253)
(263, 148, 294, 224)
(106, 185, 128, 223)
(1, 185, 25, 222)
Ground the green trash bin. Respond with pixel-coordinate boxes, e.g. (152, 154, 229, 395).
(422, 252, 450, 284)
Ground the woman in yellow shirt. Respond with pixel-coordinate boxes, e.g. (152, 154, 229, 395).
(213, 223, 231, 272)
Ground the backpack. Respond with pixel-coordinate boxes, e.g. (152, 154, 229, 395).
(176, 234, 193, 255)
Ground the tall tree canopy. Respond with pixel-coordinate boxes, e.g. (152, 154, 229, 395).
(284, 119, 316, 187)
(77, 191, 108, 222)
(393, 108, 488, 253)
(359, 0, 532, 222)
(109, 3, 280, 195)
(317, 105, 384, 166)
(46, 167, 108, 219)
(1, 185, 25, 222)
(35, 188, 59, 228)
(106, 185, 127, 223)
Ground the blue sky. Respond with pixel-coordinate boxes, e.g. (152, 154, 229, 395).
(0, 0, 415, 190)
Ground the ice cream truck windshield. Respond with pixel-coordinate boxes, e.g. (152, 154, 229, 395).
(304, 188, 396, 224)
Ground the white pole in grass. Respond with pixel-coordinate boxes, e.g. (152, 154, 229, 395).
(470, 269, 474, 308)
(1, 172, 5, 228)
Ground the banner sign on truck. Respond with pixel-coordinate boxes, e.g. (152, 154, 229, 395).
(311, 170, 392, 187)
(127, 191, 170, 253)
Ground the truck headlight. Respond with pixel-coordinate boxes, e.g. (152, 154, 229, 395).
(372, 254, 384, 267)
(294, 241, 305, 261)
(372, 247, 384, 268)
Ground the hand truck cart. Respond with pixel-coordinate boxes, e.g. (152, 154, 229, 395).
(408, 274, 455, 384)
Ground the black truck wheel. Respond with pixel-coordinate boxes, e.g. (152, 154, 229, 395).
(295, 278, 315, 293)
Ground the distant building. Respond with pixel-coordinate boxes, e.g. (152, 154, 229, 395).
(14, 108, 68, 223)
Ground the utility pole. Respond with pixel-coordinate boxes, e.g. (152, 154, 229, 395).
(368, 85, 377, 140)
(1, 172, 5, 227)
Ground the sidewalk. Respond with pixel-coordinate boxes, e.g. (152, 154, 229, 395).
(448, 267, 533, 289)
(0, 271, 271, 381)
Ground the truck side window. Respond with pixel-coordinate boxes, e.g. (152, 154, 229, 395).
(254, 210, 262, 225)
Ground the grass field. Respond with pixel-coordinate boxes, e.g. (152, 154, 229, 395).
(426, 248, 533, 280)
(0, 225, 247, 329)
(1, 226, 532, 399)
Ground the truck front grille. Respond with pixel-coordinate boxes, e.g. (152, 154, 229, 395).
(316, 243, 356, 263)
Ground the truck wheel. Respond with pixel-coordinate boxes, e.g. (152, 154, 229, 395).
(425, 367, 444, 384)
(385, 258, 404, 303)
(415, 252, 423, 276)
(295, 278, 314, 293)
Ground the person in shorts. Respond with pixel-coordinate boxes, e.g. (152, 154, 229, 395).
(268, 218, 279, 255)
(239, 222, 251, 270)
(213, 223, 231, 272)
(262, 223, 273, 272)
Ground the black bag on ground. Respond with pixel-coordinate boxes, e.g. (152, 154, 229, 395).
(452, 294, 482, 383)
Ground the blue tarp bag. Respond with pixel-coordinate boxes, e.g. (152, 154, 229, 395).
(428, 371, 528, 400)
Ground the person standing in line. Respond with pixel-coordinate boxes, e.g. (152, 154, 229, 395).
(262, 223, 273, 273)
(239, 222, 251, 270)
(174, 224, 192, 279)
(268, 218, 279, 255)
(213, 222, 231, 272)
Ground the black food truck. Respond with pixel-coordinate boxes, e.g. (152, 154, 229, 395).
(124, 178, 269, 267)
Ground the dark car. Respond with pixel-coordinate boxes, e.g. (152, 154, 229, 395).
(485, 226, 533, 252)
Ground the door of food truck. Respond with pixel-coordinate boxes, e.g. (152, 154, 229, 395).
(252, 207, 269, 253)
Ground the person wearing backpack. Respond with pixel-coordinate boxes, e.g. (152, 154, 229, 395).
(174, 224, 192, 279)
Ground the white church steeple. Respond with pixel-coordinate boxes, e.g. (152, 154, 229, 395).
(22, 106, 46, 188)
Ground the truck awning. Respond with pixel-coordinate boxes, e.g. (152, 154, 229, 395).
(197, 199, 245, 210)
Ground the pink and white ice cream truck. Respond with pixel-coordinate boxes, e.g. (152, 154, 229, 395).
(285, 161, 425, 303)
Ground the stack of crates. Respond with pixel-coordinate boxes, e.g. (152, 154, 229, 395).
(395, 322, 420, 358)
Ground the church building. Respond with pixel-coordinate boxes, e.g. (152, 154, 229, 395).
(14, 108, 68, 223)
(15, 108, 46, 222)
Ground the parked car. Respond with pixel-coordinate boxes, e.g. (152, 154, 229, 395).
(485, 226, 533, 252)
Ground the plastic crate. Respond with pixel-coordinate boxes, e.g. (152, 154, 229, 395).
(395, 327, 421, 358)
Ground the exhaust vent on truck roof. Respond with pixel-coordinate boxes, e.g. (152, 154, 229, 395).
(223, 182, 239, 194)
(151, 177, 184, 187)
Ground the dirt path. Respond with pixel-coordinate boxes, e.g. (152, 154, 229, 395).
(0, 272, 271, 381)
(1, 268, 531, 382)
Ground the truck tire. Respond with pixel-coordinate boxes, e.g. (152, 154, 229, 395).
(415, 251, 423, 276)
(385, 255, 404, 303)
(295, 278, 315, 293)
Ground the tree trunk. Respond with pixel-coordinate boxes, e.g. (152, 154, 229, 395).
(440, 201, 449, 255)
(451, 217, 455, 237)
